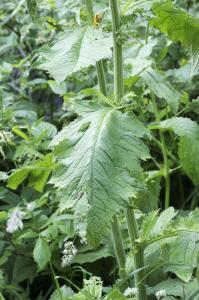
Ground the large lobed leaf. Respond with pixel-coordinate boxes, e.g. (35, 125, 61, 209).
(49, 101, 150, 245)
(151, 0, 199, 72)
(36, 27, 112, 83)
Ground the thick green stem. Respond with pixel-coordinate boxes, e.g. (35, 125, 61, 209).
(109, 0, 124, 103)
(85, 0, 94, 24)
(151, 93, 170, 208)
(85, 0, 107, 97)
(96, 60, 107, 96)
(111, 215, 126, 277)
(125, 205, 147, 300)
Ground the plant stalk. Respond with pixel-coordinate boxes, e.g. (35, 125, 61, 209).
(96, 59, 107, 96)
(151, 92, 170, 208)
(85, 0, 107, 96)
(111, 215, 126, 277)
(109, 0, 124, 103)
(49, 262, 64, 300)
(85, 0, 125, 276)
(125, 205, 147, 300)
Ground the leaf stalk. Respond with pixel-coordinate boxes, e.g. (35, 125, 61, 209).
(151, 92, 170, 208)
(125, 205, 147, 300)
(111, 215, 126, 278)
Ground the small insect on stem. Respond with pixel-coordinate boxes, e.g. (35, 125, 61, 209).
(93, 13, 103, 28)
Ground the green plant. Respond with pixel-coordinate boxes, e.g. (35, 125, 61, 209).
(0, 0, 199, 299)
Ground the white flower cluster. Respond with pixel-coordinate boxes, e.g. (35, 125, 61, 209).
(6, 209, 24, 233)
(124, 287, 138, 297)
(155, 289, 167, 299)
(84, 276, 103, 299)
(61, 241, 77, 268)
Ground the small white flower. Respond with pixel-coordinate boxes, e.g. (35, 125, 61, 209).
(26, 202, 36, 211)
(155, 289, 167, 299)
(124, 287, 138, 297)
(6, 209, 24, 233)
(61, 241, 77, 268)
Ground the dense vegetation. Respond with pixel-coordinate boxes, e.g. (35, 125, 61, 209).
(0, 0, 199, 299)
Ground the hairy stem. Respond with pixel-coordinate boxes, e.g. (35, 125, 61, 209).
(109, 0, 124, 103)
(151, 93, 170, 208)
(125, 205, 147, 300)
(85, 0, 107, 97)
(85, 0, 94, 23)
(96, 59, 108, 96)
(111, 215, 126, 277)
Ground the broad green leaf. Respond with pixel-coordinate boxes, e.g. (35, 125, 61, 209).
(134, 177, 161, 212)
(179, 135, 199, 184)
(105, 289, 127, 300)
(33, 238, 51, 270)
(152, 278, 199, 298)
(74, 243, 113, 264)
(49, 286, 74, 300)
(28, 153, 56, 192)
(141, 211, 158, 240)
(31, 121, 57, 139)
(141, 208, 176, 240)
(163, 232, 199, 282)
(159, 117, 199, 184)
(164, 263, 193, 283)
(12, 256, 37, 283)
(122, 0, 159, 15)
(151, 207, 177, 236)
(125, 39, 156, 77)
(7, 168, 31, 190)
(151, 0, 199, 72)
(37, 27, 112, 83)
(141, 68, 181, 112)
(7, 154, 55, 192)
(48, 80, 67, 95)
(160, 117, 199, 136)
(50, 101, 150, 245)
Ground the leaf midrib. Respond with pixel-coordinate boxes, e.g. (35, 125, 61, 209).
(88, 108, 113, 205)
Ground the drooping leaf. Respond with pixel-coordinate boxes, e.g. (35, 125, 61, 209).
(141, 68, 181, 112)
(160, 117, 199, 136)
(179, 135, 199, 185)
(7, 154, 55, 192)
(152, 278, 199, 298)
(50, 101, 150, 245)
(151, 207, 177, 236)
(125, 39, 156, 77)
(33, 238, 51, 270)
(36, 27, 112, 83)
(151, 0, 199, 72)
(31, 121, 58, 139)
(141, 208, 177, 245)
(159, 117, 199, 184)
(134, 177, 161, 212)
